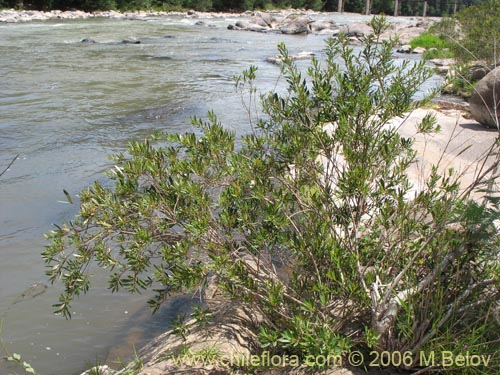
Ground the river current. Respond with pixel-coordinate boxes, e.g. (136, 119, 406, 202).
(0, 14, 440, 375)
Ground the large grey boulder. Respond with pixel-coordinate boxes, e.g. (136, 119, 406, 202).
(234, 19, 251, 29)
(279, 15, 311, 35)
(309, 20, 336, 34)
(469, 66, 500, 128)
(253, 11, 273, 27)
(339, 22, 372, 37)
(397, 44, 412, 53)
(231, 18, 270, 32)
(470, 63, 491, 81)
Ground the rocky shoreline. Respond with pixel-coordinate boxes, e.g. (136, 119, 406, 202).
(0, 8, 436, 47)
(0, 8, 232, 22)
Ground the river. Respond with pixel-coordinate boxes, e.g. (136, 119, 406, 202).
(0, 13, 440, 375)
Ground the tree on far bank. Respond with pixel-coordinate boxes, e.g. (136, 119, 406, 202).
(0, 0, 483, 15)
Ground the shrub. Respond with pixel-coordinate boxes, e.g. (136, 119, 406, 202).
(43, 16, 500, 373)
(442, 63, 477, 99)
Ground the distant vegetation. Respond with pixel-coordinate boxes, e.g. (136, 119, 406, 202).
(409, 30, 455, 60)
(408, 0, 500, 64)
(0, 0, 487, 15)
(407, 0, 499, 96)
(410, 32, 450, 50)
(452, 0, 500, 64)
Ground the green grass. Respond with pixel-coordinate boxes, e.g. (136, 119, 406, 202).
(410, 32, 450, 50)
(411, 31, 456, 60)
(423, 48, 455, 60)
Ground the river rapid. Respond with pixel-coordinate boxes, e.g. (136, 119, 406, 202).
(0, 13, 440, 375)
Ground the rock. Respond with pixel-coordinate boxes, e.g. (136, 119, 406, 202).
(309, 20, 336, 34)
(80, 365, 116, 375)
(469, 66, 500, 128)
(195, 20, 206, 26)
(384, 24, 426, 45)
(253, 11, 273, 28)
(431, 98, 470, 112)
(470, 63, 491, 81)
(436, 66, 451, 75)
(228, 13, 276, 33)
(430, 58, 455, 67)
(234, 19, 251, 29)
(247, 24, 269, 32)
(228, 12, 332, 35)
(266, 51, 314, 64)
(339, 22, 372, 37)
(427, 47, 438, 55)
(187, 9, 196, 15)
(117, 276, 262, 375)
(412, 46, 426, 54)
(269, 15, 284, 27)
(430, 58, 455, 76)
(348, 36, 363, 45)
(122, 38, 141, 44)
(81, 38, 96, 44)
(397, 44, 412, 53)
(279, 15, 311, 35)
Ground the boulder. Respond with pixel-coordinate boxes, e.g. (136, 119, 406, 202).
(253, 11, 273, 27)
(279, 15, 311, 35)
(430, 58, 456, 67)
(383, 24, 425, 45)
(430, 58, 455, 76)
(234, 19, 251, 29)
(339, 22, 372, 37)
(397, 44, 412, 53)
(80, 38, 96, 44)
(246, 24, 269, 32)
(122, 38, 141, 44)
(469, 66, 500, 128)
(267, 51, 314, 64)
(348, 36, 363, 45)
(470, 63, 491, 81)
(309, 20, 336, 34)
(228, 13, 313, 34)
(117, 276, 262, 375)
(412, 46, 426, 54)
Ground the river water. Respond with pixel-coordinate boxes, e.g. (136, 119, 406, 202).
(0, 14, 440, 375)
